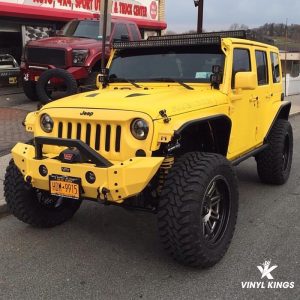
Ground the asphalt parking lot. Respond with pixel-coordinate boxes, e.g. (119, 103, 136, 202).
(0, 89, 299, 299)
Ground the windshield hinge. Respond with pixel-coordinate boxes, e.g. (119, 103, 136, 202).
(159, 110, 171, 123)
(99, 68, 109, 88)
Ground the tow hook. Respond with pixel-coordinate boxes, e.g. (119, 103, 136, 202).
(97, 187, 110, 204)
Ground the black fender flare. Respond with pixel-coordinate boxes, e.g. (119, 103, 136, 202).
(36, 69, 78, 104)
(265, 101, 292, 141)
(175, 114, 232, 156)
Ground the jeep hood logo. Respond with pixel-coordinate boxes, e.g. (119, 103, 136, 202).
(80, 111, 94, 117)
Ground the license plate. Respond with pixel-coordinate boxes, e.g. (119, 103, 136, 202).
(34, 76, 40, 82)
(49, 174, 81, 199)
(9, 77, 17, 84)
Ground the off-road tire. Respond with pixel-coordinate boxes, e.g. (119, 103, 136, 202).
(256, 119, 293, 185)
(36, 69, 78, 104)
(23, 80, 39, 101)
(158, 152, 239, 268)
(82, 72, 99, 90)
(4, 160, 82, 228)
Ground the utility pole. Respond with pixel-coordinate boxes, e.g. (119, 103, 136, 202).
(194, 0, 204, 33)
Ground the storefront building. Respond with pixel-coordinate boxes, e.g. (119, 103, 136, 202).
(0, 0, 167, 62)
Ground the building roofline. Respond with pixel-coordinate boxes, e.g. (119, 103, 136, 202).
(0, 2, 167, 30)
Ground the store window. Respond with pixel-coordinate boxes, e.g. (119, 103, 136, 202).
(129, 24, 140, 41)
(113, 24, 129, 41)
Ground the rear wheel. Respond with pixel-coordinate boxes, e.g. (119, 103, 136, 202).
(256, 119, 293, 185)
(82, 72, 99, 90)
(4, 160, 82, 228)
(157, 152, 239, 268)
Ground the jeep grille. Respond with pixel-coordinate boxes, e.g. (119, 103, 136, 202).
(27, 48, 66, 67)
(57, 121, 122, 154)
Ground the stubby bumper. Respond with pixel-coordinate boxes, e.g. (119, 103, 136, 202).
(12, 141, 164, 203)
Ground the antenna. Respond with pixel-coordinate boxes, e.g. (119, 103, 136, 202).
(284, 18, 288, 97)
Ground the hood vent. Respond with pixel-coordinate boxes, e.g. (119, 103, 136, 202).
(126, 93, 149, 98)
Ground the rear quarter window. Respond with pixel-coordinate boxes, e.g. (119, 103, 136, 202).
(270, 52, 281, 83)
(255, 50, 269, 85)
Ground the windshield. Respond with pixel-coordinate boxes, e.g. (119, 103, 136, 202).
(62, 20, 111, 40)
(109, 46, 225, 83)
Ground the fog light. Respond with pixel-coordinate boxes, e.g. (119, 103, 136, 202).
(86, 171, 96, 184)
(39, 165, 48, 177)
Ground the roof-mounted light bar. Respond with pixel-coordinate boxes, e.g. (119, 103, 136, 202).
(113, 36, 221, 50)
(148, 30, 252, 41)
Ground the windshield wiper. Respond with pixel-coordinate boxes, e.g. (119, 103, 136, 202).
(148, 78, 194, 90)
(109, 77, 142, 88)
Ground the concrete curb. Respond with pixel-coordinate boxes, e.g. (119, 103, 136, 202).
(290, 111, 300, 119)
(0, 111, 300, 216)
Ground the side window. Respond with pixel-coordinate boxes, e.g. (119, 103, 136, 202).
(255, 50, 269, 85)
(270, 52, 281, 83)
(232, 48, 251, 88)
(129, 24, 140, 41)
(113, 24, 129, 41)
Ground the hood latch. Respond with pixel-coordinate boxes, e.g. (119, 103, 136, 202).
(159, 109, 171, 124)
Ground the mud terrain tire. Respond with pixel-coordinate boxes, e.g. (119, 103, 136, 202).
(158, 152, 239, 268)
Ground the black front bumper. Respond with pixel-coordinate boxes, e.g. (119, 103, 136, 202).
(34, 137, 113, 168)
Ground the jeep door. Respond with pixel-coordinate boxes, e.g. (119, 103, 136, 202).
(255, 50, 283, 142)
(252, 48, 272, 142)
(228, 47, 258, 155)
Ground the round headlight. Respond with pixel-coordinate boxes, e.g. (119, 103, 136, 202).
(131, 119, 149, 140)
(40, 113, 54, 133)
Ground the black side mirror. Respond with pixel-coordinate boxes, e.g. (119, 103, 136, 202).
(212, 65, 222, 74)
(99, 68, 109, 88)
(210, 65, 223, 89)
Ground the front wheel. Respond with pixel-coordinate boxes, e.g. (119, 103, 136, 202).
(4, 160, 82, 228)
(23, 80, 39, 101)
(157, 152, 239, 268)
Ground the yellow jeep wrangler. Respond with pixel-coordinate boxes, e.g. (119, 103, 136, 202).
(4, 31, 293, 268)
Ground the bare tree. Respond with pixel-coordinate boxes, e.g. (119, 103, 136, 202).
(229, 24, 249, 30)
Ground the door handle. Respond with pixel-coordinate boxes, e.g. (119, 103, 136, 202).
(250, 96, 259, 103)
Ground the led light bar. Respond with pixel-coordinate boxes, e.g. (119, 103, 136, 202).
(148, 30, 252, 41)
(113, 36, 221, 50)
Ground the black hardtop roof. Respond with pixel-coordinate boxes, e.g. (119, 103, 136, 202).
(113, 30, 254, 50)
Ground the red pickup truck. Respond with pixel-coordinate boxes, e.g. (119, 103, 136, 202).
(21, 18, 141, 103)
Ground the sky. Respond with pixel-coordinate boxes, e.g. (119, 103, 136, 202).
(166, 0, 300, 33)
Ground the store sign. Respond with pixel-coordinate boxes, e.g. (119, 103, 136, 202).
(5, 0, 159, 21)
